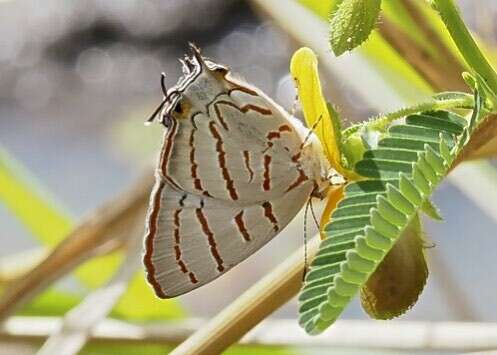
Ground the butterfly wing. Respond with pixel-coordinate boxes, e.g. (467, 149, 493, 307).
(144, 47, 328, 297)
(144, 179, 313, 298)
(160, 61, 312, 204)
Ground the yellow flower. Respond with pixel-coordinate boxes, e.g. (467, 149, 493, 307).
(290, 47, 361, 237)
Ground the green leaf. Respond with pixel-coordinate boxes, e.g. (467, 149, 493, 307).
(298, 109, 471, 334)
(421, 199, 443, 221)
(329, 0, 382, 56)
(296, 0, 333, 18)
(18, 289, 82, 316)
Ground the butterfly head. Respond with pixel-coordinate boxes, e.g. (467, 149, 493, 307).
(152, 44, 236, 127)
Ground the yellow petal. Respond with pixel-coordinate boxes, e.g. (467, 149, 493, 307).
(290, 47, 344, 175)
(319, 186, 344, 240)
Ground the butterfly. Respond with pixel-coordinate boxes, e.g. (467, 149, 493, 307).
(143, 44, 333, 298)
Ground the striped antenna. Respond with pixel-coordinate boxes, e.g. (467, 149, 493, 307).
(145, 73, 169, 126)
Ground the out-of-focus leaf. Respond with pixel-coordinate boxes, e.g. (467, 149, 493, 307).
(112, 272, 185, 321)
(329, 0, 382, 56)
(0, 145, 72, 245)
(76, 253, 123, 289)
(296, 0, 333, 18)
(18, 289, 82, 317)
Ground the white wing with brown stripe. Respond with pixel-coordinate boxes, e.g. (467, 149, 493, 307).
(144, 179, 313, 297)
(144, 44, 331, 298)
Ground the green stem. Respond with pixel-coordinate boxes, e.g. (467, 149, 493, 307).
(343, 94, 474, 137)
(433, 0, 497, 94)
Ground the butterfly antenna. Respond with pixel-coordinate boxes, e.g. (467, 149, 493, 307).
(145, 73, 169, 125)
(160, 72, 168, 96)
(145, 99, 166, 126)
(302, 199, 311, 281)
(309, 198, 320, 229)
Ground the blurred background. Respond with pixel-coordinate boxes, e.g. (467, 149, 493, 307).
(0, 0, 496, 354)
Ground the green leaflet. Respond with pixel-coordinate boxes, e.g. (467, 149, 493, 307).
(329, 0, 382, 56)
(298, 109, 470, 335)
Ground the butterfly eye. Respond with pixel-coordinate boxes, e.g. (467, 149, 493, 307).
(174, 102, 183, 114)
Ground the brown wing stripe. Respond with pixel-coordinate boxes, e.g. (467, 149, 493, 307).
(266, 132, 280, 140)
(214, 103, 229, 131)
(234, 210, 251, 242)
(189, 126, 210, 196)
(242, 150, 254, 182)
(266, 124, 292, 140)
(174, 245, 199, 284)
(286, 169, 308, 192)
(196, 208, 225, 272)
(291, 151, 301, 163)
(226, 80, 259, 96)
(143, 181, 168, 298)
(209, 121, 239, 200)
(215, 100, 272, 116)
(173, 198, 199, 284)
(262, 201, 279, 232)
(263, 154, 272, 191)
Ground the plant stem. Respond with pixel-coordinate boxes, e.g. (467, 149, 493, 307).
(433, 0, 497, 94)
(370, 95, 474, 130)
(343, 95, 474, 137)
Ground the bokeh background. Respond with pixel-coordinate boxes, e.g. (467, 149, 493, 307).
(1, 0, 496, 354)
